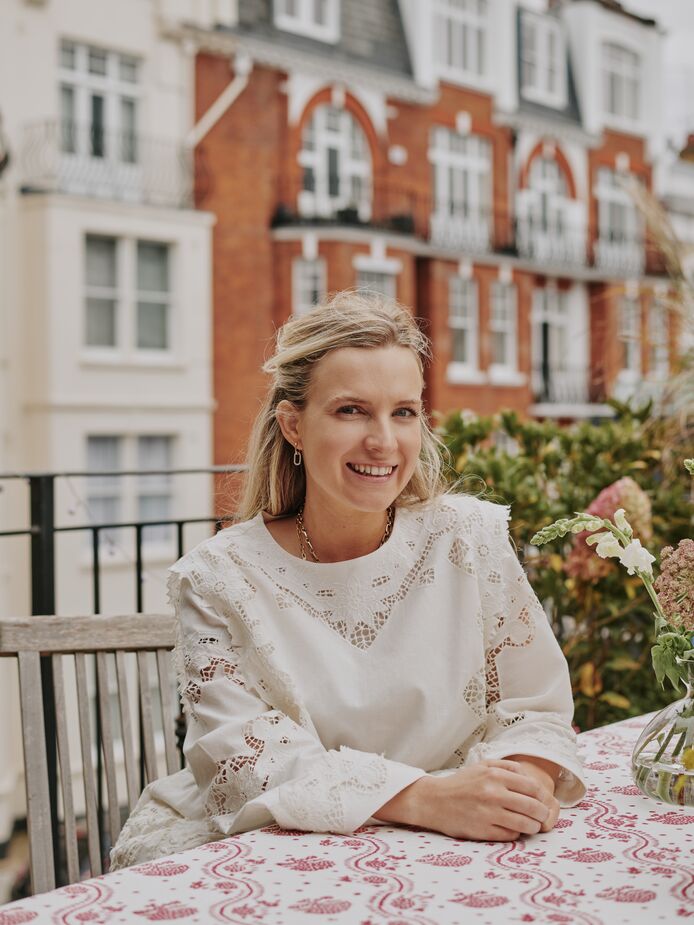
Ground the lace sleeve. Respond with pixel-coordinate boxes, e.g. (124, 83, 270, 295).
(169, 567, 426, 836)
(464, 507, 587, 805)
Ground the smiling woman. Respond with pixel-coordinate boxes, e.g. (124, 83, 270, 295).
(110, 291, 587, 871)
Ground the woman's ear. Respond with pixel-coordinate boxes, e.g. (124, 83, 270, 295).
(275, 400, 302, 450)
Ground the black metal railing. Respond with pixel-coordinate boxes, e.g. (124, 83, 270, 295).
(0, 466, 245, 887)
(272, 187, 666, 276)
(20, 121, 195, 209)
(531, 365, 593, 405)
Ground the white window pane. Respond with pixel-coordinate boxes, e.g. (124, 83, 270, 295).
(119, 54, 139, 83)
(137, 436, 173, 544)
(121, 98, 137, 163)
(137, 302, 169, 350)
(293, 258, 326, 315)
(137, 241, 169, 292)
(87, 436, 122, 545)
(60, 85, 76, 154)
(357, 270, 396, 299)
(88, 47, 107, 76)
(86, 298, 116, 347)
(86, 235, 117, 287)
(60, 40, 76, 69)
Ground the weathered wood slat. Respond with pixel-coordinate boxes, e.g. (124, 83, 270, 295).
(137, 652, 158, 783)
(75, 653, 102, 877)
(96, 652, 121, 847)
(115, 651, 139, 812)
(17, 651, 55, 894)
(2, 613, 180, 892)
(52, 655, 80, 884)
(156, 650, 179, 775)
(0, 614, 174, 653)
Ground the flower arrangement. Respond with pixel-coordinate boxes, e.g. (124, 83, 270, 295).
(531, 460, 694, 691)
(531, 459, 694, 805)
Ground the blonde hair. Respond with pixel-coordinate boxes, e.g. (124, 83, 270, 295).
(237, 290, 447, 521)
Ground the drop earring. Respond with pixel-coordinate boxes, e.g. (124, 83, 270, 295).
(293, 446, 303, 467)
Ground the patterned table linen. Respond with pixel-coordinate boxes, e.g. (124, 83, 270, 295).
(2, 715, 692, 925)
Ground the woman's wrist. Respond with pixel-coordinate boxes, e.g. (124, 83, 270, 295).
(373, 774, 434, 827)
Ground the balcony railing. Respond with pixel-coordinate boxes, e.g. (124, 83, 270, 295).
(20, 121, 194, 209)
(531, 366, 591, 405)
(273, 187, 665, 277)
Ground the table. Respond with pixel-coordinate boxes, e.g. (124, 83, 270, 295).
(1, 716, 692, 925)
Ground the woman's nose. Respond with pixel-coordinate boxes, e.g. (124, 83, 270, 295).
(364, 418, 397, 454)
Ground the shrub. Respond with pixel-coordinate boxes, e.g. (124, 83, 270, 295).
(437, 403, 691, 730)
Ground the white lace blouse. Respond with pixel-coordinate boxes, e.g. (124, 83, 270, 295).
(145, 492, 586, 842)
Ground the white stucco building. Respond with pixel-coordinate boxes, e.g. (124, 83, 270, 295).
(0, 0, 219, 850)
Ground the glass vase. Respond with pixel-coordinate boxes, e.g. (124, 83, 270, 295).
(631, 662, 694, 806)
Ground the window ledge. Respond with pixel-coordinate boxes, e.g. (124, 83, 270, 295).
(274, 13, 339, 44)
(488, 367, 527, 387)
(80, 351, 184, 371)
(446, 364, 488, 386)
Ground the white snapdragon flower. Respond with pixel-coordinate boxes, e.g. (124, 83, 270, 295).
(618, 539, 656, 578)
(586, 531, 623, 559)
(613, 508, 633, 537)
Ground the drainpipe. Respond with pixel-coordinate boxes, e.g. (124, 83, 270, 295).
(185, 52, 253, 149)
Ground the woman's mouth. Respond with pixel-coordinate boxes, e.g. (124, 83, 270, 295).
(346, 463, 397, 479)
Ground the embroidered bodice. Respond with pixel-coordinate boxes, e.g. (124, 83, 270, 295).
(148, 492, 586, 838)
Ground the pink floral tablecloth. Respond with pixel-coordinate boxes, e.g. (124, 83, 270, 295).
(2, 715, 692, 924)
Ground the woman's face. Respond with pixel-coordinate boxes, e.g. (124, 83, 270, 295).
(291, 345, 424, 516)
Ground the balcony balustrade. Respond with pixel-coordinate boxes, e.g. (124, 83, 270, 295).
(273, 185, 664, 277)
(21, 120, 194, 209)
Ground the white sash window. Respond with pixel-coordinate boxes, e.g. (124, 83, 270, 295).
(430, 127, 492, 251)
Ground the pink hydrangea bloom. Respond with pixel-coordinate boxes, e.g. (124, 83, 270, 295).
(655, 539, 694, 632)
(565, 477, 653, 582)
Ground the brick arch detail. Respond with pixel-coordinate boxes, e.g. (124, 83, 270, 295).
(296, 87, 386, 171)
(518, 141, 578, 200)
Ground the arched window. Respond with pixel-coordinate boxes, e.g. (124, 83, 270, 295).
(528, 156, 569, 233)
(517, 154, 583, 266)
(298, 105, 372, 220)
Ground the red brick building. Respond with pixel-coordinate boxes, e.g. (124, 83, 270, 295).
(180, 0, 675, 466)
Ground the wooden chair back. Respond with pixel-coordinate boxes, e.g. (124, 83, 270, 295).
(0, 613, 178, 895)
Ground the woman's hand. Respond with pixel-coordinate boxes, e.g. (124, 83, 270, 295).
(374, 759, 559, 841)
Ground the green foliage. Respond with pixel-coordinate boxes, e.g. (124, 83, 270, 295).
(436, 405, 691, 731)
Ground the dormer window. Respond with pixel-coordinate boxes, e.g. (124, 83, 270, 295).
(603, 42, 640, 122)
(520, 12, 567, 109)
(274, 0, 340, 44)
(434, 0, 488, 85)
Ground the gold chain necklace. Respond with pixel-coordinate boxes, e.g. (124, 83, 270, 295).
(295, 505, 394, 562)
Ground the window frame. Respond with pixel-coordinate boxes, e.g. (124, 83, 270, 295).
(448, 275, 479, 373)
(520, 12, 567, 109)
(429, 126, 493, 250)
(602, 40, 641, 124)
(85, 433, 176, 554)
(292, 257, 327, 315)
(647, 299, 669, 381)
(594, 168, 644, 274)
(298, 104, 372, 221)
(273, 0, 340, 44)
(618, 295, 642, 377)
(82, 233, 175, 362)
(58, 39, 141, 164)
(489, 281, 518, 375)
(434, 0, 489, 87)
(356, 268, 398, 300)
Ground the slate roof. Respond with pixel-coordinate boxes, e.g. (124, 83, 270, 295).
(231, 0, 413, 79)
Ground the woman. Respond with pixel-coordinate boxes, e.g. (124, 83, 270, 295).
(111, 292, 586, 869)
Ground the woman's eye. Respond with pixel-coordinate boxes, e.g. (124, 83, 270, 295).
(337, 405, 362, 415)
(394, 407, 418, 417)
